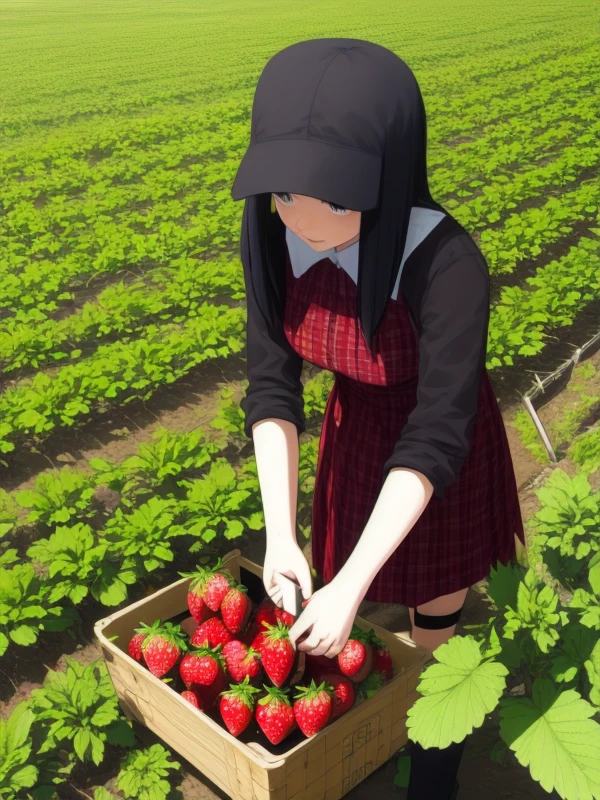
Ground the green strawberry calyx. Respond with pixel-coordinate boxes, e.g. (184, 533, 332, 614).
(293, 679, 333, 702)
(261, 621, 291, 640)
(187, 644, 225, 666)
(179, 567, 209, 593)
(135, 620, 188, 653)
(257, 684, 292, 706)
(220, 675, 261, 707)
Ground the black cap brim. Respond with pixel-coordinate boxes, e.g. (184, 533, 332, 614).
(231, 137, 381, 212)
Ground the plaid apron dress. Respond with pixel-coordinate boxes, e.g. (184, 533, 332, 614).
(282, 241, 525, 608)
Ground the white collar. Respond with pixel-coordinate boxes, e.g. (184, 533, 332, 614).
(286, 206, 445, 300)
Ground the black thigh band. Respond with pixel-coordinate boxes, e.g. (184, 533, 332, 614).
(414, 607, 463, 630)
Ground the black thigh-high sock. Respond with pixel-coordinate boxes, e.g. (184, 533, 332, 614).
(406, 738, 466, 799)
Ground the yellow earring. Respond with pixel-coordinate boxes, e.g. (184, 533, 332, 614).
(270, 194, 276, 213)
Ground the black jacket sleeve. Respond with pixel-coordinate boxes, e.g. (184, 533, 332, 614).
(381, 247, 491, 500)
(239, 230, 306, 440)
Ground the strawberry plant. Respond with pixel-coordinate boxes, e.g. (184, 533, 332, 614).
(0, 702, 38, 798)
(102, 496, 184, 577)
(27, 657, 135, 767)
(405, 469, 600, 800)
(0, 563, 80, 657)
(26, 523, 138, 606)
(15, 467, 96, 527)
(114, 743, 181, 800)
(179, 459, 263, 549)
(527, 470, 600, 583)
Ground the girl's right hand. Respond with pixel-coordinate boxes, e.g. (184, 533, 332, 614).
(263, 536, 313, 608)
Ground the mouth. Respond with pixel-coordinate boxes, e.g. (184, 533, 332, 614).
(302, 235, 325, 243)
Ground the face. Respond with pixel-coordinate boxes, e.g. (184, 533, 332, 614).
(272, 193, 361, 252)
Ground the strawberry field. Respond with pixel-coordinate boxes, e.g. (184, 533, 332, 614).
(1, 0, 600, 798)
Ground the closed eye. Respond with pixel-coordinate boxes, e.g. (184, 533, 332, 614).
(274, 192, 293, 205)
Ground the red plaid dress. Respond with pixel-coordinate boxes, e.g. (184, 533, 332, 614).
(282, 248, 525, 608)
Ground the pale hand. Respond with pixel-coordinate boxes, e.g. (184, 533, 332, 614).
(288, 575, 363, 658)
(263, 536, 312, 608)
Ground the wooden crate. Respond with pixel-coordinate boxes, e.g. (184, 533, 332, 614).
(94, 549, 429, 800)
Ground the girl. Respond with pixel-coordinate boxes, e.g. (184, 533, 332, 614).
(231, 38, 525, 799)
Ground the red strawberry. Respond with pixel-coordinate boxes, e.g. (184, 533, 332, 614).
(293, 679, 333, 737)
(180, 645, 225, 688)
(367, 630, 394, 680)
(274, 606, 295, 627)
(179, 566, 210, 623)
(127, 632, 145, 663)
(191, 616, 232, 649)
(136, 620, 187, 678)
(221, 584, 253, 634)
(337, 627, 373, 683)
(357, 669, 386, 700)
(255, 597, 278, 630)
(318, 673, 355, 719)
(202, 558, 235, 611)
(219, 675, 261, 736)
(255, 622, 296, 687)
(222, 640, 262, 682)
(196, 669, 228, 711)
(255, 685, 296, 745)
(181, 690, 201, 709)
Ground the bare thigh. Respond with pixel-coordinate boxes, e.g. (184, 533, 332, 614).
(408, 587, 469, 651)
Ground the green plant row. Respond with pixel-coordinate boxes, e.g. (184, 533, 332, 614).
(1, 47, 596, 319)
(0, 213, 599, 459)
(4, 114, 598, 343)
(405, 466, 600, 800)
(486, 230, 600, 367)
(0, 304, 246, 456)
(0, 252, 245, 373)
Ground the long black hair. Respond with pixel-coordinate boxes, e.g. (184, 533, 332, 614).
(234, 39, 449, 353)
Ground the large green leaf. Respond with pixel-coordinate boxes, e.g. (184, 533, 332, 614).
(406, 635, 508, 748)
(487, 561, 523, 609)
(499, 678, 600, 800)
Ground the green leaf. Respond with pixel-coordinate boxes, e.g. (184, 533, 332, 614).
(499, 679, 600, 800)
(9, 625, 38, 646)
(73, 727, 91, 761)
(406, 636, 508, 748)
(394, 754, 411, 788)
(91, 700, 118, 727)
(487, 562, 523, 609)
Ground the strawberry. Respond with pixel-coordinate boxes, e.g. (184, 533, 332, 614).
(196, 669, 228, 711)
(127, 632, 145, 663)
(274, 606, 295, 627)
(255, 685, 296, 745)
(191, 616, 232, 649)
(181, 689, 201, 709)
(337, 627, 373, 683)
(202, 558, 235, 611)
(318, 673, 355, 719)
(179, 566, 211, 623)
(135, 620, 187, 678)
(255, 622, 296, 687)
(222, 640, 262, 682)
(221, 584, 253, 634)
(293, 679, 333, 737)
(180, 645, 225, 688)
(254, 597, 278, 631)
(367, 630, 394, 680)
(219, 675, 261, 736)
(357, 669, 386, 700)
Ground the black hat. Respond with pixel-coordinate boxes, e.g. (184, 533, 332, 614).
(233, 39, 445, 350)
(231, 39, 392, 210)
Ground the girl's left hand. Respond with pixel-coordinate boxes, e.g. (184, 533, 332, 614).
(288, 576, 364, 657)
